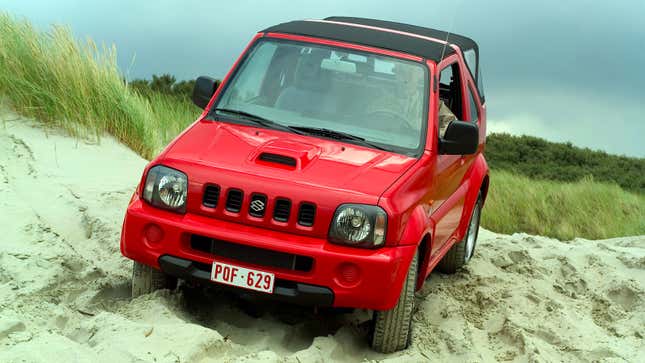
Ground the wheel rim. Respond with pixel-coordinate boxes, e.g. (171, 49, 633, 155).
(464, 204, 480, 262)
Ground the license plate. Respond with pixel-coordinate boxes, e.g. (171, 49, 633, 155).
(210, 260, 275, 294)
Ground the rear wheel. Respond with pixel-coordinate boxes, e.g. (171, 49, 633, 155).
(437, 193, 482, 274)
(131, 261, 177, 298)
(370, 251, 418, 353)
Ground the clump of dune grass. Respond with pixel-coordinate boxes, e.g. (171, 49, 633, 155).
(482, 170, 645, 240)
(0, 13, 198, 158)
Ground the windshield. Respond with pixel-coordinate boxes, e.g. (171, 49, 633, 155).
(212, 38, 428, 155)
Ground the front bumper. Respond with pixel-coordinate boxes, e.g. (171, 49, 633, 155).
(158, 255, 335, 306)
(121, 195, 416, 310)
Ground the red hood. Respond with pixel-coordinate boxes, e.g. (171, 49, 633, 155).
(163, 120, 417, 199)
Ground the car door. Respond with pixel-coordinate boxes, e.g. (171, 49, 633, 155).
(430, 56, 470, 255)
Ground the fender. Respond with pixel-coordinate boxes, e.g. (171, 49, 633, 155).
(454, 154, 489, 242)
(398, 204, 432, 246)
(396, 204, 435, 290)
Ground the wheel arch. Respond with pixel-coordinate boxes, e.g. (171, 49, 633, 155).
(394, 203, 433, 290)
(480, 173, 490, 206)
(415, 233, 432, 290)
(456, 154, 489, 241)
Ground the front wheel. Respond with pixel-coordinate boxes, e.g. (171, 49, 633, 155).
(437, 192, 483, 274)
(131, 261, 177, 298)
(370, 251, 418, 353)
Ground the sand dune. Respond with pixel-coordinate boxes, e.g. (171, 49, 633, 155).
(0, 114, 643, 362)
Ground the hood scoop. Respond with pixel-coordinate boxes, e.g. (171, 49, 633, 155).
(252, 139, 321, 170)
(258, 152, 297, 168)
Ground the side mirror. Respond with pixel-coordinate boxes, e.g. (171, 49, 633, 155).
(439, 121, 479, 155)
(192, 76, 218, 109)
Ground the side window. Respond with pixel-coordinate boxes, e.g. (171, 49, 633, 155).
(477, 65, 485, 102)
(463, 49, 477, 81)
(438, 63, 463, 119)
(438, 62, 463, 137)
(467, 85, 479, 123)
(463, 48, 485, 103)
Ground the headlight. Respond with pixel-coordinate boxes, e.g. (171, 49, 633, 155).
(142, 165, 188, 213)
(329, 204, 387, 248)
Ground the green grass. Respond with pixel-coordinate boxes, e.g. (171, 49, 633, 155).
(0, 13, 643, 240)
(0, 13, 198, 159)
(483, 170, 645, 240)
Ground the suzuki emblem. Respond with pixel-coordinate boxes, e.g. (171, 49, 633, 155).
(250, 199, 265, 212)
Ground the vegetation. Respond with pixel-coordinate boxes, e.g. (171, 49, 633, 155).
(0, 13, 642, 240)
(0, 13, 199, 159)
(129, 74, 220, 102)
(483, 171, 644, 240)
(486, 133, 645, 194)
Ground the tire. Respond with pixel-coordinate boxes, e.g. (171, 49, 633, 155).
(437, 192, 482, 274)
(370, 251, 418, 353)
(131, 261, 177, 298)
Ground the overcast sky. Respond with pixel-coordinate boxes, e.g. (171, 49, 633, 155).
(1, 0, 644, 157)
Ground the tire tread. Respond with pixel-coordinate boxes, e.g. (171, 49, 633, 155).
(131, 261, 176, 297)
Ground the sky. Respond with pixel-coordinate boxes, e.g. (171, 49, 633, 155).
(1, 0, 644, 157)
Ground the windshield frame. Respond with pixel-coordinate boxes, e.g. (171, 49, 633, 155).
(205, 35, 430, 157)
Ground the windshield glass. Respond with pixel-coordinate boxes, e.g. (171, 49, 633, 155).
(212, 38, 428, 155)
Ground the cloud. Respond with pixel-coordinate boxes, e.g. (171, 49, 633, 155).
(488, 114, 556, 139)
(487, 85, 645, 157)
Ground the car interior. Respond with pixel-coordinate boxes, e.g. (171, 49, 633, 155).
(439, 62, 463, 120)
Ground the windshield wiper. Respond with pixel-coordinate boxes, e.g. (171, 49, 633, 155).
(213, 110, 389, 151)
(287, 126, 389, 151)
(213, 108, 300, 134)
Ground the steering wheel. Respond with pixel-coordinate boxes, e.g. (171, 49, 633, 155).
(367, 110, 416, 133)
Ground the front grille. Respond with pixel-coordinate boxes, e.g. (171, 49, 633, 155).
(190, 234, 313, 272)
(200, 183, 316, 226)
(225, 189, 243, 212)
(297, 203, 316, 226)
(202, 185, 220, 208)
(273, 198, 291, 222)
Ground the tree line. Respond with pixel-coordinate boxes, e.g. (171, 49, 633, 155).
(486, 133, 644, 194)
(129, 74, 220, 101)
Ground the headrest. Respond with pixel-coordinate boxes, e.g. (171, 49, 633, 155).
(294, 50, 331, 92)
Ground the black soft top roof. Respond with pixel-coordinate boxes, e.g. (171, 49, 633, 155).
(263, 17, 478, 63)
(326, 17, 478, 56)
(263, 20, 455, 62)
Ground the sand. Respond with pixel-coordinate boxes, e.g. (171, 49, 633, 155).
(0, 113, 643, 362)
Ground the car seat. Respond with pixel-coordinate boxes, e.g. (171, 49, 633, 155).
(275, 50, 338, 116)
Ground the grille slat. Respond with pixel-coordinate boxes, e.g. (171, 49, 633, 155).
(202, 185, 220, 208)
(225, 189, 244, 212)
(202, 185, 314, 225)
(273, 198, 291, 222)
(297, 203, 316, 226)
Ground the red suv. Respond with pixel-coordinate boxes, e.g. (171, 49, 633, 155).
(121, 17, 488, 353)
